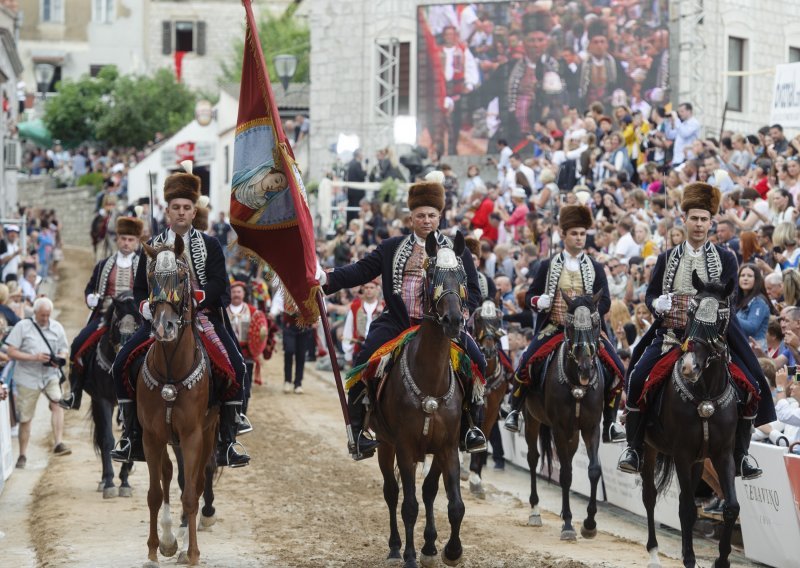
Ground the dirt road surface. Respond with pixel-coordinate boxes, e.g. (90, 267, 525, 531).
(3, 247, 755, 567)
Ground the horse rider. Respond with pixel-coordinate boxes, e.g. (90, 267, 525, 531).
(318, 171, 488, 459)
(60, 216, 143, 411)
(110, 166, 250, 468)
(504, 205, 627, 443)
(618, 182, 776, 478)
(227, 280, 267, 423)
(464, 237, 496, 304)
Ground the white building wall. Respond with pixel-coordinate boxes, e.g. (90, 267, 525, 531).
(0, 6, 20, 217)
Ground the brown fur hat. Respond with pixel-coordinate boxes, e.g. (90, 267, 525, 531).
(681, 182, 721, 215)
(116, 216, 144, 238)
(465, 237, 481, 258)
(163, 172, 201, 203)
(558, 205, 593, 232)
(407, 171, 446, 212)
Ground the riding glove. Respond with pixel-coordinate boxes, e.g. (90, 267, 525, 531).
(653, 293, 673, 314)
(531, 294, 552, 311)
(86, 293, 99, 308)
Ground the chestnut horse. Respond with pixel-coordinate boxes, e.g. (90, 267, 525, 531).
(640, 273, 740, 568)
(524, 291, 605, 541)
(138, 239, 218, 567)
(371, 231, 469, 568)
(468, 300, 510, 498)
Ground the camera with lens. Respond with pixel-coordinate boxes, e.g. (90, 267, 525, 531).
(45, 356, 67, 368)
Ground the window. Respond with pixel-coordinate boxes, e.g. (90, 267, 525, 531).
(90, 65, 106, 77)
(41, 0, 64, 23)
(162, 21, 207, 56)
(92, 0, 114, 24)
(790, 47, 800, 63)
(727, 36, 746, 112)
(375, 40, 411, 118)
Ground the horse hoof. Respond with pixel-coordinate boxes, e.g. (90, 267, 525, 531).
(419, 553, 437, 567)
(97, 481, 106, 492)
(142, 561, 159, 568)
(118, 486, 133, 498)
(441, 551, 463, 567)
(103, 486, 117, 499)
(647, 563, 662, 568)
(403, 560, 418, 568)
(159, 538, 178, 558)
(581, 526, 597, 539)
(177, 551, 189, 565)
(469, 481, 485, 499)
(459, 466, 469, 481)
(528, 514, 543, 527)
(561, 529, 577, 541)
(198, 514, 216, 531)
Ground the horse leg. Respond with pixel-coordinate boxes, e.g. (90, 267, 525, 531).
(675, 460, 703, 567)
(439, 449, 465, 567)
(710, 452, 739, 568)
(641, 447, 661, 568)
(378, 444, 402, 564)
(159, 449, 178, 558)
(468, 451, 485, 499)
(420, 458, 441, 567)
(525, 416, 542, 527)
(580, 425, 602, 539)
(554, 430, 579, 541)
(199, 457, 217, 530)
(173, 447, 189, 531)
(178, 431, 203, 566)
(119, 461, 133, 498)
(143, 435, 164, 566)
(397, 451, 419, 568)
(96, 399, 117, 498)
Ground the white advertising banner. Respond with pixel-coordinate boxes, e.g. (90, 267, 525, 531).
(0, 397, 14, 487)
(737, 443, 800, 568)
(770, 63, 800, 129)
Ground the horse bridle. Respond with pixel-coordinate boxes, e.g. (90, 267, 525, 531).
(147, 255, 192, 329)
(563, 307, 601, 365)
(422, 253, 467, 328)
(681, 295, 731, 372)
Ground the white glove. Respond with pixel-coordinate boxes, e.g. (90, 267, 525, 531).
(86, 293, 99, 308)
(653, 293, 673, 315)
(315, 265, 328, 287)
(536, 294, 552, 310)
(141, 302, 153, 321)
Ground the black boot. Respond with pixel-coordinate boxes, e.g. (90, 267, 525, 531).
(217, 402, 250, 468)
(602, 405, 626, 444)
(348, 385, 379, 460)
(58, 363, 83, 410)
(461, 403, 487, 453)
(734, 419, 762, 480)
(617, 411, 645, 474)
(111, 400, 145, 463)
(504, 386, 526, 433)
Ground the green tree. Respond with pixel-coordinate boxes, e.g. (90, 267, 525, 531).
(220, 4, 309, 86)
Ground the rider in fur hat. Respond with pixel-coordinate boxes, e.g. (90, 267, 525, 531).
(618, 182, 776, 478)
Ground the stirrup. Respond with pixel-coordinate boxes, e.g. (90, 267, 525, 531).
(349, 430, 378, 461)
(504, 410, 521, 433)
(237, 413, 253, 435)
(222, 442, 250, 468)
(617, 447, 642, 474)
(58, 393, 76, 410)
(111, 438, 133, 464)
(605, 423, 626, 444)
(738, 455, 763, 480)
(463, 427, 488, 454)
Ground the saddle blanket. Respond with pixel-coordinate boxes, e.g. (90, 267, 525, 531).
(73, 325, 107, 371)
(345, 325, 485, 402)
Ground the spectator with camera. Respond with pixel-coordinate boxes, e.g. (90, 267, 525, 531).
(5, 296, 70, 468)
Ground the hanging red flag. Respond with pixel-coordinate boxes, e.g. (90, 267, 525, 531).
(230, 0, 319, 325)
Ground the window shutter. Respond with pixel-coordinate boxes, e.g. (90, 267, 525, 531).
(196, 21, 207, 56)
(162, 21, 172, 55)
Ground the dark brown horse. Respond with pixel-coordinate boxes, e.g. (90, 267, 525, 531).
(468, 300, 510, 498)
(138, 239, 218, 567)
(640, 273, 739, 568)
(525, 291, 605, 541)
(372, 231, 469, 568)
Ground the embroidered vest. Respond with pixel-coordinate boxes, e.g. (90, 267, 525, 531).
(96, 253, 139, 299)
(228, 304, 251, 345)
(551, 268, 585, 326)
(349, 298, 383, 355)
(661, 243, 722, 330)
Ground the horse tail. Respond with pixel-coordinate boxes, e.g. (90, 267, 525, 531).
(90, 398, 107, 456)
(538, 423, 553, 480)
(654, 452, 675, 495)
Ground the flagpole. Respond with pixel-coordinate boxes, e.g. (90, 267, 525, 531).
(316, 291, 356, 448)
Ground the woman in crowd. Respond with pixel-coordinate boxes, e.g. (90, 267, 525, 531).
(773, 222, 800, 270)
(740, 231, 767, 264)
(497, 187, 529, 242)
(736, 263, 773, 350)
(608, 300, 637, 351)
(633, 222, 657, 258)
(769, 188, 796, 225)
(668, 224, 687, 249)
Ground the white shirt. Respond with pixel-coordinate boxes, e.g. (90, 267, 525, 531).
(166, 228, 190, 250)
(343, 300, 379, 362)
(1, 240, 20, 282)
(563, 250, 580, 272)
(497, 146, 513, 184)
(441, 45, 479, 89)
(504, 163, 535, 192)
(5, 318, 69, 389)
(229, 303, 245, 315)
(116, 251, 135, 269)
(665, 115, 700, 165)
(776, 397, 800, 428)
(615, 232, 641, 260)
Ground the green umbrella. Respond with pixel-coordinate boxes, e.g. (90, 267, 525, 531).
(18, 119, 53, 148)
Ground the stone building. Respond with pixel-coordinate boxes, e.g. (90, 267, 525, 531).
(0, 0, 22, 217)
(307, 0, 800, 182)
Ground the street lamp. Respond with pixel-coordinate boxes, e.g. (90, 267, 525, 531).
(34, 62, 56, 99)
(273, 54, 297, 92)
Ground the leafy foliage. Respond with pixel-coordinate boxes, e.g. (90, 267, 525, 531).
(43, 66, 196, 150)
(219, 4, 309, 86)
(76, 172, 105, 192)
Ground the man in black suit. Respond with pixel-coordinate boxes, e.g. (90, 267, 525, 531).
(345, 150, 367, 223)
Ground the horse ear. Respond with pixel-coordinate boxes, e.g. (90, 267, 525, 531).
(142, 241, 157, 258)
(724, 276, 736, 298)
(173, 235, 185, 258)
(692, 270, 704, 292)
(425, 231, 438, 258)
(453, 231, 465, 256)
(592, 290, 603, 308)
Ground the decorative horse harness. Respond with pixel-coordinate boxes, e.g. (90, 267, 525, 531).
(558, 304, 602, 419)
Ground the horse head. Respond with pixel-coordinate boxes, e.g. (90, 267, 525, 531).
(142, 238, 191, 343)
(678, 270, 734, 384)
(424, 231, 467, 340)
(561, 289, 603, 387)
(109, 290, 142, 350)
(473, 300, 503, 360)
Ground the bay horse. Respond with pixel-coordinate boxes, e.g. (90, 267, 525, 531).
(524, 291, 605, 541)
(468, 300, 510, 498)
(639, 272, 739, 568)
(372, 231, 469, 568)
(138, 238, 218, 567)
(85, 291, 140, 498)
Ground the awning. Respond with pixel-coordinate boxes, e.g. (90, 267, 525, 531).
(18, 119, 53, 148)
